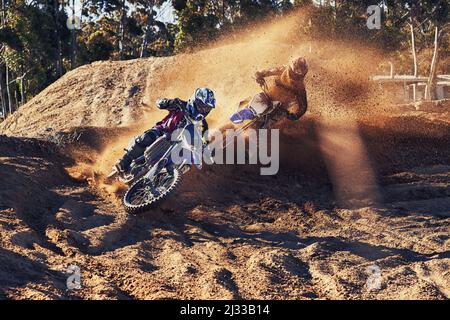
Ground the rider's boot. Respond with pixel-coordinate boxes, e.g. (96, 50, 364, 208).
(114, 154, 133, 174)
(115, 129, 158, 174)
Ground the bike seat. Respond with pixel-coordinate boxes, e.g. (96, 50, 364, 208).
(238, 97, 252, 109)
(249, 92, 271, 115)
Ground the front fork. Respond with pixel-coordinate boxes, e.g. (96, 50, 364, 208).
(144, 147, 172, 184)
(143, 147, 190, 189)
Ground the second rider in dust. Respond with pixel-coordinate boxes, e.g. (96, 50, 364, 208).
(231, 57, 309, 127)
(114, 88, 216, 175)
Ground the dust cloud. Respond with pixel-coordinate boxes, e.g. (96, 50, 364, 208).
(77, 8, 389, 205)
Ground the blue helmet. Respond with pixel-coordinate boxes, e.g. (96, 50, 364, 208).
(187, 88, 216, 120)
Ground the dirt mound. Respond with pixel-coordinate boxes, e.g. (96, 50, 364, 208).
(0, 58, 163, 138)
(0, 9, 449, 299)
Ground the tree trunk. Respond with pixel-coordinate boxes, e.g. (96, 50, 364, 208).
(70, 0, 77, 69)
(410, 23, 418, 103)
(0, 67, 6, 118)
(19, 77, 24, 105)
(410, 23, 418, 77)
(0, 0, 6, 28)
(140, 0, 155, 58)
(54, 0, 63, 77)
(0, 0, 5, 117)
(222, 0, 225, 25)
(426, 27, 440, 101)
(119, 0, 126, 60)
(13, 82, 18, 111)
(0, 0, 5, 27)
(22, 76, 26, 104)
(5, 63, 12, 114)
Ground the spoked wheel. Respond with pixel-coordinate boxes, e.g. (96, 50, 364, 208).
(123, 168, 181, 214)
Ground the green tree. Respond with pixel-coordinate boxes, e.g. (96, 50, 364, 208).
(1, 0, 71, 116)
(172, 0, 291, 52)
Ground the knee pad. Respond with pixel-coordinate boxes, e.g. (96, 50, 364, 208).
(135, 128, 161, 149)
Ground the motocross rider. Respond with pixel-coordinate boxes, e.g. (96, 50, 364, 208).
(114, 87, 216, 174)
(231, 57, 308, 126)
(256, 56, 308, 122)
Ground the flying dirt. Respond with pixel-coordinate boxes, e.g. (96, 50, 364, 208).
(0, 10, 449, 299)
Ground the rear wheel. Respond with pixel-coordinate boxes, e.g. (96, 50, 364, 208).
(123, 168, 181, 214)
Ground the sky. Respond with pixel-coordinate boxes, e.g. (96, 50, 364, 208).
(71, 0, 176, 24)
(68, 0, 341, 26)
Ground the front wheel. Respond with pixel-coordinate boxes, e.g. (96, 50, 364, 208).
(123, 168, 181, 214)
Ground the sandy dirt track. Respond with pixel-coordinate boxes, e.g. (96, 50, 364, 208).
(0, 11, 449, 299)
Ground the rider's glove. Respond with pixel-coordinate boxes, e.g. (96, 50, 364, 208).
(254, 71, 265, 84)
(287, 112, 299, 121)
(156, 98, 169, 108)
(157, 98, 183, 111)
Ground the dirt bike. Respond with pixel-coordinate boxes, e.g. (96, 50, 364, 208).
(229, 78, 287, 134)
(108, 115, 206, 214)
